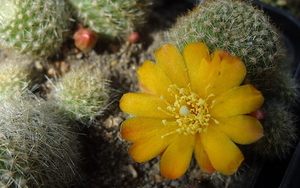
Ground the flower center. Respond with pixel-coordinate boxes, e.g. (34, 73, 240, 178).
(159, 84, 218, 137)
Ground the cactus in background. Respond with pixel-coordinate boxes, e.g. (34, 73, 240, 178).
(0, 98, 81, 188)
(54, 65, 110, 124)
(0, 0, 73, 58)
(250, 99, 297, 158)
(167, 0, 284, 80)
(166, 0, 299, 158)
(260, 0, 300, 18)
(68, 0, 153, 41)
(0, 58, 31, 102)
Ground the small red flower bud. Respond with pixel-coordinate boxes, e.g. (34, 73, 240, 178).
(74, 28, 98, 51)
(127, 32, 140, 43)
(249, 108, 265, 121)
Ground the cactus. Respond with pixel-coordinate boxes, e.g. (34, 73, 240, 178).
(54, 65, 110, 124)
(68, 0, 153, 41)
(0, 98, 81, 188)
(248, 100, 297, 158)
(0, 0, 73, 58)
(167, 0, 285, 80)
(166, 0, 299, 158)
(0, 58, 31, 102)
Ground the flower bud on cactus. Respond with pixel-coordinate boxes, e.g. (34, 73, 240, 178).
(0, 0, 73, 58)
(68, 0, 153, 40)
(54, 66, 110, 124)
(127, 32, 140, 43)
(0, 98, 81, 187)
(74, 27, 98, 51)
(166, 0, 299, 158)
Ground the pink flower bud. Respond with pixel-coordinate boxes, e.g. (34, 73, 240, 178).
(74, 28, 98, 51)
(249, 108, 265, 121)
(127, 32, 140, 43)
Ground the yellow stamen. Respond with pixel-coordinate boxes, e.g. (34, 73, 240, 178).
(160, 84, 218, 137)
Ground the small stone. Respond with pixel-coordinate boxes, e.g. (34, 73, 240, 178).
(110, 60, 118, 67)
(34, 61, 43, 70)
(127, 164, 138, 178)
(47, 67, 61, 78)
(154, 174, 164, 183)
(75, 52, 83, 59)
(103, 117, 113, 128)
(59, 61, 70, 74)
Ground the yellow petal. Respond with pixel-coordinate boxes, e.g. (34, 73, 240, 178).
(212, 49, 230, 60)
(129, 132, 176, 162)
(119, 92, 172, 118)
(121, 117, 177, 142)
(194, 134, 215, 174)
(197, 52, 221, 98)
(201, 126, 244, 175)
(207, 56, 246, 96)
(155, 43, 189, 88)
(138, 60, 174, 100)
(160, 134, 195, 179)
(182, 42, 210, 92)
(216, 115, 264, 144)
(210, 84, 264, 118)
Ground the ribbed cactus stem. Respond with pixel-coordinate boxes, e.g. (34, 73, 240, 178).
(54, 66, 110, 124)
(167, 0, 285, 80)
(0, 98, 82, 187)
(0, 0, 73, 58)
(68, 0, 153, 40)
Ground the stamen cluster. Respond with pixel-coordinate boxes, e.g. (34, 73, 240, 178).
(160, 85, 217, 135)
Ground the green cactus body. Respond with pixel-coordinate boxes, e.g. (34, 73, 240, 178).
(251, 100, 297, 158)
(0, 0, 73, 58)
(54, 66, 110, 123)
(0, 99, 81, 188)
(0, 59, 30, 102)
(167, 0, 284, 79)
(68, 0, 153, 40)
(166, 0, 299, 158)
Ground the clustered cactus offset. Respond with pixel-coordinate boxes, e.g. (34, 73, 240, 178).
(166, 0, 299, 158)
(54, 65, 110, 124)
(68, 0, 153, 41)
(0, 98, 81, 188)
(0, 0, 73, 58)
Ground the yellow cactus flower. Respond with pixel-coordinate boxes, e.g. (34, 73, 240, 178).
(120, 42, 264, 179)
